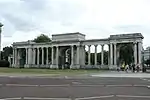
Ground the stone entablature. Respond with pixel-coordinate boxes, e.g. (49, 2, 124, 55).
(12, 32, 144, 69)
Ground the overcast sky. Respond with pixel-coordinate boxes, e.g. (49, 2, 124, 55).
(0, 0, 150, 50)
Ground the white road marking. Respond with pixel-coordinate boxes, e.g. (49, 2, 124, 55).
(24, 97, 71, 100)
(73, 85, 104, 87)
(76, 95, 114, 100)
(147, 86, 150, 88)
(116, 95, 150, 98)
(0, 97, 21, 100)
(6, 84, 39, 87)
(39, 84, 70, 87)
(132, 85, 148, 87)
(106, 85, 132, 87)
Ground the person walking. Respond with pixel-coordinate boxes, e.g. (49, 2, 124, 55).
(125, 64, 129, 73)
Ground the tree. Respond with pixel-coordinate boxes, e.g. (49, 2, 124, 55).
(119, 43, 133, 65)
(33, 34, 51, 43)
(2, 46, 13, 60)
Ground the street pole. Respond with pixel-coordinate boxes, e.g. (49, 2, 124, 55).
(0, 22, 3, 60)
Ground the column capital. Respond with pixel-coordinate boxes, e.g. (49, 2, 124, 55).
(87, 45, 91, 47)
(94, 45, 98, 47)
(101, 44, 104, 47)
(113, 43, 117, 45)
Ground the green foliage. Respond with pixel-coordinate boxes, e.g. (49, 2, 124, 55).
(2, 46, 13, 60)
(119, 43, 133, 65)
(33, 34, 51, 43)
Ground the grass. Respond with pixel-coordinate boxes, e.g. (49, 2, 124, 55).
(0, 67, 103, 76)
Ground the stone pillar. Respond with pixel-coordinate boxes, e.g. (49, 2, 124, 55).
(51, 46, 54, 65)
(42, 47, 44, 65)
(15, 48, 17, 66)
(110, 43, 113, 65)
(88, 45, 91, 65)
(25, 48, 28, 65)
(71, 45, 74, 67)
(37, 48, 39, 65)
(32, 48, 36, 65)
(76, 45, 80, 67)
(12, 48, 15, 66)
(114, 43, 117, 65)
(28, 47, 32, 66)
(108, 44, 110, 65)
(101, 44, 104, 65)
(138, 42, 142, 65)
(46, 47, 49, 64)
(134, 42, 137, 65)
(56, 46, 59, 68)
(94, 45, 97, 65)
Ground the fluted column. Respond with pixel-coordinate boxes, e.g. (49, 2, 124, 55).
(25, 48, 28, 65)
(37, 48, 39, 65)
(101, 44, 104, 65)
(134, 42, 137, 65)
(94, 45, 97, 65)
(110, 43, 113, 65)
(71, 45, 74, 66)
(51, 46, 54, 65)
(88, 45, 91, 65)
(114, 43, 117, 65)
(138, 42, 142, 65)
(42, 47, 44, 65)
(46, 47, 49, 64)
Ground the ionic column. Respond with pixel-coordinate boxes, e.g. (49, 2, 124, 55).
(88, 45, 91, 65)
(110, 43, 113, 65)
(56, 46, 59, 67)
(114, 43, 117, 65)
(94, 45, 97, 65)
(138, 42, 142, 65)
(51, 46, 54, 65)
(12, 48, 15, 65)
(101, 44, 104, 65)
(76, 45, 80, 65)
(46, 47, 49, 64)
(37, 48, 39, 65)
(71, 45, 74, 66)
(108, 44, 110, 65)
(42, 47, 44, 65)
(25, 48, 28, 65)
(32, 48, 35, 65)
(134, 42, 137, 65)
(15, 48, 17, 65)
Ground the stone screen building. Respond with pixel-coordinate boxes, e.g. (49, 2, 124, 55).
(12, 32, 144, 69)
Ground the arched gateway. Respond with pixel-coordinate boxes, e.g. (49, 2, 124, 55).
(12, 32, 144, 69)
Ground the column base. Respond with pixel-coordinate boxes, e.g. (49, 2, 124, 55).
(109, 65, 117, 70)
(50, 64, 59, 69)
(70, 64, 80, 69)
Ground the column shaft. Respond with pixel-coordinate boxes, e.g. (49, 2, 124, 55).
(134, 42, 137, 65)
(110, 43, 113, 65)
(37, 48, 39, 65)
(88, 45, 91, 65)
(42, 48, 44, 65)
(71, 45, 74, 65)
(114, 43, 117, 65)
(25, 48, 28, 64)
(56, 46, 59, 66)
(13, 48, 15, 65)
(32, 48, 35, 65)
(15, 48, 17, 65)
(138, 42, 142, 65)
(76, 45, 80, 65)
(101, 44, 104, 65)
(46, 47, 49, 64)
(94, 45, 97, 65)
(51, 47, 54, 65)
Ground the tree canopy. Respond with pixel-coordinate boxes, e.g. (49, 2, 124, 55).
(33, 34, 51, 43)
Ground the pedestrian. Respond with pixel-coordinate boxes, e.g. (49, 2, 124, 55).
(132, 64, 135, 73)
(125, 64, 129, 73)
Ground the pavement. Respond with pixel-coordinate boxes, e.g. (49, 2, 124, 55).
(0, 71, 150, 100)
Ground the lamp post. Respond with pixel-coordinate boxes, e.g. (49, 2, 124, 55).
(0, 22, 3, 60)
